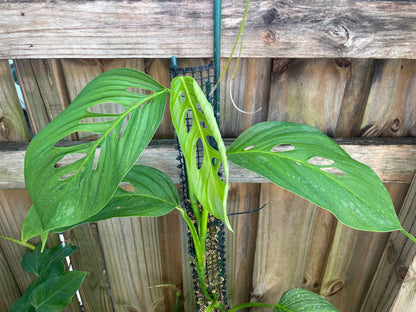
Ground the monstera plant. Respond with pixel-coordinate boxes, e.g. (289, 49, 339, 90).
(2, 68, 414, 311)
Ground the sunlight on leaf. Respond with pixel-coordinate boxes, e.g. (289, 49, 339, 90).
(274, 288, 339, 312)
(227, 121, 403, 232)
(170, 76, 230, 229)
(22, 69, 168, 244)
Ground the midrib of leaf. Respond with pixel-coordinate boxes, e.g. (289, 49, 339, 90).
(57, 90, 164, 194)
(181, 79, 214, 157)
(229, 149, 401, 230)
(31, 276, 72, 309)
(114, 192, 179, 206)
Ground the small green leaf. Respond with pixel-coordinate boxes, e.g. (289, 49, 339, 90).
(227, 121, 402, 232)
(274, 288, 339, 312)
(29, 271, 86, 312)
(170, 76, 230, 229)
(10, 244, 84, 312)
(22, 244, 77, 278)
(22, 69, 168, 244)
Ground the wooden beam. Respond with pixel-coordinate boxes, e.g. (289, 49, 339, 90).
(1, 138, 415, 189)
(0, 1, 415, 59)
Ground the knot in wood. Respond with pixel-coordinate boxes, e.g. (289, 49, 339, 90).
(397, 266, 409, 280)
(0, 116, 9, 140)
(387, 243, 395, 264)
(390, 118, 401, 132)
(263, 29, 276, 45)
(327, 280, 344, 297)
(325, 18, 352, 47)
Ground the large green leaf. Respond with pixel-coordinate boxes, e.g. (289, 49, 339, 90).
(22, 69, 168, 244)
(273, 288, 339, 312)
(227, 121, 402, 232)
(170, 76, 230, 229)
(54, 165, 179, 231)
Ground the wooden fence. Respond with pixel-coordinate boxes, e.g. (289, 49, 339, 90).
(1, 1, 416, 312)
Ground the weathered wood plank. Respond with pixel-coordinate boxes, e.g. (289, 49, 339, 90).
(0, 190, 36, 295)
(0, 1, 415, 59)
(361, 175, 416, 312)
(64, 223, 115, 312)
(1, 138, 416, 189)
(360, 59, 416, 137)
(220, 58, 271, 137)
(0, 60, 30, 142)
(14, 59, 71, 136)
(251, 185, 318, 308)
(97, 217, 166, 312)
(0, 244, 21, 310)
(229, 183, 261, 310)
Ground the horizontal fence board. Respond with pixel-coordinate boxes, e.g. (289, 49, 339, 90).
(1, 137, 416, 189)
(1, 1, 416, 59)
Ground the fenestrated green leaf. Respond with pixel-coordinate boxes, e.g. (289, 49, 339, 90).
(29, 271, 86, 312)
(227, 121, 402, 232)
(22, 69, 168, 245)
(54, 165, 179, 231)
(170, 76, 230, 229)
(273, 288, 339, 312)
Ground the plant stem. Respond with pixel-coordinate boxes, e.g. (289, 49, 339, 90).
(215, 0, 250, 87)
(401, 229, 416, 244)
(176, 207, 213, 301)
(0, 235, 36, 250)
(189, 187, 201, 224)
(229, 302, 274, 312)
(199, 208, 209, 256)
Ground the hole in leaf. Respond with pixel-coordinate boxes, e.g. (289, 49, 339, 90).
(271, 144, 295, 152)
(117, 206, 126, 210)
(320, 167, 346, 176)
(308, 157, 335, 166)
(244, 145, 256, 151)
(126, 86, 146, 94)
(120, 182, 136, 192)
(59, 170, 77, 181)
(196, 138, 204, 170)
(185, 108, 193, 133)
(87, 102, 125, 115)
(206, 135, 218, 151)
(199, 120, 208, 128)
(212, 157, 224, 179)
(55, 153, 87, 168)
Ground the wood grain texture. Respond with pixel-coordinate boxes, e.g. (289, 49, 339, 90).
(64, 223, 115, 312)
(157, 210, 183, 312)
(0, 190, 35, 297)
(334, 59, 376, 137)
(220, 58, 271, 137)
(14, 59, 71, 136)
(0, 60, 30, 142)
(361, 59, 416, 137)
(98, 217, 166, 312)
(1, 138, 416, 189)
(0, 241, 21, 310)
(361, 176, 416, 312)
(1, 1, 416, 59)
(251, 184, 318, 309)
(229, 183, 261, 310)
